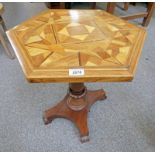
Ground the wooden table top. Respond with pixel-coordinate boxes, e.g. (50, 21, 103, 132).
(7, 9, 146, 83)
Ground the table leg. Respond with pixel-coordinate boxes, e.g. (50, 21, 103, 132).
(142, 2, 155, 26)
(106, 2, 117, 14)
(0, 28, 15, 59)
(43, 83, 107, 143)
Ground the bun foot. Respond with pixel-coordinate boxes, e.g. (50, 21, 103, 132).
(80, 136, 90, 143)
(43, 114, 53, 125)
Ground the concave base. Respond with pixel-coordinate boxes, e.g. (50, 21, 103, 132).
(43, 83, 107, 143)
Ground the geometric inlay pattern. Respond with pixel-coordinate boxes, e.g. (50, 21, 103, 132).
(7, 9, 146, 82)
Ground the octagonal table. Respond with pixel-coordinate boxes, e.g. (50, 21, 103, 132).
(7, 9, 146, 143)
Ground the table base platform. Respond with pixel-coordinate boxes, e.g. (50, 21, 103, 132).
(43, 83, 106, 143)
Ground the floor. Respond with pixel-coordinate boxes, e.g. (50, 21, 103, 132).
(0, 2, 155, 152)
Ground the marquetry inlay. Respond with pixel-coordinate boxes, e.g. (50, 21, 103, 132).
(7, 10, 146, 82)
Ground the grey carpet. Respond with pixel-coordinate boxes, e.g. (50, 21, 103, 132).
(0, 2, 155, 152)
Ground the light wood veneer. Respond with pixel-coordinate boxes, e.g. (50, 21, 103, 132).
(6, 9, 146, 82)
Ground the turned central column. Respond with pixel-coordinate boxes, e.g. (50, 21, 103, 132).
(69, 83, 85, 94)
(67, 83, 87, 111)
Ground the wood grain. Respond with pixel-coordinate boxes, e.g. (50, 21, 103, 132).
(121, 12, 148, 20)
(43, 82, 107, 143)
(6, 9, 146, 83)
(142, 2, 155, 26)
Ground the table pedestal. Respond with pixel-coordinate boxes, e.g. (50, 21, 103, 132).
(43, 83, 106, 143)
